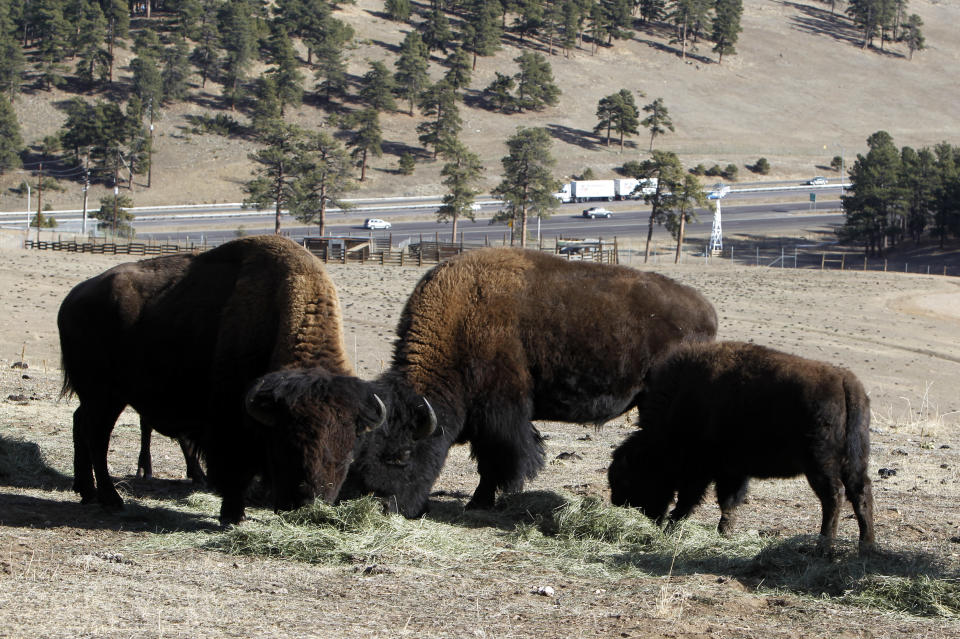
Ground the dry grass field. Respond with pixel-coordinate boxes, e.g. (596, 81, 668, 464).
(2, 241, 960, 637)
(2, 0, 959, 213)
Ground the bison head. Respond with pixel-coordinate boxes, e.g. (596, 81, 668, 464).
(338, 387, 444, 518)
(608, 430, 674, 524)
(245, 367, 386, 513)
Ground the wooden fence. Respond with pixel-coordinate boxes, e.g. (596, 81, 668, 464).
(24, 238, 198, 255)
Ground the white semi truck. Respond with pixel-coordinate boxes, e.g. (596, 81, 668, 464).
(554, 178, 658, 203)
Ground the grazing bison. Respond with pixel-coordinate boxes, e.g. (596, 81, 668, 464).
(608, 341, 875, 554)
(338, 248, 718, 517)
(58, 235, 384, 524)
(136, 423, 205, 484)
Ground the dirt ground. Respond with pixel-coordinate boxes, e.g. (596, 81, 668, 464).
(3, 0, 958, 213)
(2, 240, 960, 637)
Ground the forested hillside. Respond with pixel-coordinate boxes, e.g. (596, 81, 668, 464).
(0, 0, 955, 221)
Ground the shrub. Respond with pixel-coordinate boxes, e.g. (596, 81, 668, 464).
(689, 163, 707, 176)
(578, 167, 596, 181)
(705, 164, 723, 177)
(398, 153, 416, 175)
(723, 164, 739, 180)
(752, 157, 770, 174)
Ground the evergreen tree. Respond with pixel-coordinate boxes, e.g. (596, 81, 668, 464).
(394, 31, 430, 115)
(70, 0, 108, 88)
(422, 7, 453, 53)
(840, 130, 904, 255)
(513, 0, 544, 44)
(385, 0, 412, 21)
(638, 0, 666, 24)
(346, 108, 383, 181)
(559, 0, 578, 57)
(243, 121, 305, 234)
(846, 0, 880, 49)
(251, 73, 282, 128)
(169, 0, 203, 38)
(641, 97, 674, 151)
(899, 145, 936, 245)
(902, 13, 924, 60)
(665, 172, 706, 262)
(95, 193, 135, 237)
(594, 93, 617, 146)
(130, 50, 163, 112)
(483, 71, 515, 112)
(625, 149, 684, 261)
(266, 27, 304, 115)
(514, 51, 560, 111)
(541, 0, 563, 55)
(0, 92, 22, 173)
(311, 17, 353, 101)
(291, 130, 356, 237)
(191, 0, 221, 88)
(218, 0, 257, 110)
(162, 36, 193, 104)
(359, 60, 397, 112)
(461, 0, 502, 69)
(932, 143, 960, 247)
(0, 8, 24, 97)
(417, 81, 461, 158)
(491, 127, 559, 247)
(101, 0, 129, 83)
(711, 0, 741, 63)
(443, 47, 472, 90)
(437, 139, 484, 240)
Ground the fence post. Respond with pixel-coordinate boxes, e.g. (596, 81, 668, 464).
(884, 259, 887, 272)
(821, 253, 825, 270)
(864, 256, 867, 271)
(840, 254, 845, 270)
(756, 246, 759, 267)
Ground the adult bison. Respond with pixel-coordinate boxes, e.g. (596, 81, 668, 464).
(608, 341, 875, 554)
(338, 248, 718, 517)
(58, 235, 384, 524)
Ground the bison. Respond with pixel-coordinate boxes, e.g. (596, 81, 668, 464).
(337, 248, 718, 517)
(608, 341, 875, 554)
(58, 235, 384, 524)
(136, 423, 205, 484)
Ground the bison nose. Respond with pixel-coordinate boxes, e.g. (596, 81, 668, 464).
(383, 448, 412, 466)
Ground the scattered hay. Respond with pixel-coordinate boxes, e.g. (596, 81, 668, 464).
(842, 575, 960, 617)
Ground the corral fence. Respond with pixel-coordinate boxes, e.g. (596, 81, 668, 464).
(23, 237, 202, 255)
(303, 233, 620, 266)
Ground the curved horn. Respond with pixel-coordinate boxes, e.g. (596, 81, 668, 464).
(414, 397, 437, 440)
(368, 393, 387, 432)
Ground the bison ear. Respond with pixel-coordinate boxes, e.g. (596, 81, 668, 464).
(246, 379, 283, 428)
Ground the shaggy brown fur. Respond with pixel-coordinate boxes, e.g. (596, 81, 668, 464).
(340, 248, 718, 517)
(608, 341, 875, 554)
(58, 235, 378, 523)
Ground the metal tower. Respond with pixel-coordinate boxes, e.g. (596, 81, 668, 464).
(708, 198, 723, 256)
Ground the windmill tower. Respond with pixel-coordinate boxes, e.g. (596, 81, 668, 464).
(707, 183, 729, 257)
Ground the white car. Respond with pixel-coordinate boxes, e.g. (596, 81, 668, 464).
(707, 183, 730, 200)
(364, 218, 392, 230)
(807, 176, 828, 186)
(581, 207, 612, 219)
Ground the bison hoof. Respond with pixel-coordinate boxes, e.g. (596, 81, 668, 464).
(465, 497, 495, 511)
(99, 495, 125, 512)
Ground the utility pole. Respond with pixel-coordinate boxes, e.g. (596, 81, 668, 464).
(113, 149, 120, 237)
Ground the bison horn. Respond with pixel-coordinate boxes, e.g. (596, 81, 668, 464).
(414, 397, 437, 440)
(368, 393, 387, 432)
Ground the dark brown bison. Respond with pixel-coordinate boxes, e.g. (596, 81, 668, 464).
(608, 341, 875, 554)
(136, 423, 205, 484)
(338, 248, 718, 517)
(58, 235, 384, 524)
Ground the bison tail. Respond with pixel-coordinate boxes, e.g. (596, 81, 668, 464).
(59, 356, 75, 401)
(842, 373, 870, 481)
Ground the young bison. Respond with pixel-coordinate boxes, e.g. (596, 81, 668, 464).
(608, 341, 875, 554)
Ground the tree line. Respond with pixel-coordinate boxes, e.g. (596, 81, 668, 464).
(841, 131, 960, 255)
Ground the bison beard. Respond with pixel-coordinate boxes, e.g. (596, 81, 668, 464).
(608, 341, 876, 555)
(59, 235, 381, 524)
(339, 248, 718, 518)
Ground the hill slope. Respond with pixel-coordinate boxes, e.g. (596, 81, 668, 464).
(4, 0, 958, 211)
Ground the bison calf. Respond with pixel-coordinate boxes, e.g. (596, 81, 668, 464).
(608, 341, 875, 554)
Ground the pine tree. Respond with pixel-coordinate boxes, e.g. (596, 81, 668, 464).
(385, 0, 412, 21)
(638, 0, 666, 24)
(461, 0, 502, 69)
(609, 88, 640, 150)
(437, 139, 484, 240)
(130, 52, 163, 114)
(711, 0, 742, 63)
(218, 0, 257, 110)
(95, 193, 135, 237)
(625, 149, 684, 261)
(641, 97, 674, 151)
(251, 73, 282, 128)
(162, 36, 193, 103)
(666, 172, 706, 262)
(0, 4, 24, 97)
(840, 131, 904, 255)
(483, 72, 515, 113)
(291, 130, 356, 237)
(491, 127, 559, 247)
(394, 31, 430, 115)
(102, 0, 129, 83)
(0, 92, 22, 173)
(266, 27, 304, 115)
(443, 47, 472, 90)
(514, 51, 560, 111)
(243, 121, 305, 234)
(594, 94, 617, 146)
(422, 7, 453, 53)
(417, 80, 461, 158)
(191, 0, 220, 88)
(346, 108, 383, 181)
(311, 17, 353, 101)
(359, 60, 397, 112)
(513, 0, 544, 45)
(70, 0, 108, 89)
(902, 13, 924, 60)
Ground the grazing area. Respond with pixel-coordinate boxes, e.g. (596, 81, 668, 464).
(2, 244, 960, 637)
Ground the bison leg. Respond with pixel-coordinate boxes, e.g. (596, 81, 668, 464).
(843, 473, 876, 554)
(667, 475, 711, 528)
(806, 468, 843, 555)
(73, 401, 125, 510)
(715, 475, 750, 536)
(179, 437, 206, 485)
(466, 420, 545, 511)
(137, 422, 153, 479)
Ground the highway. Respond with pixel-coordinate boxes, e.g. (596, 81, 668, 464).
(1, 181, 847, 246)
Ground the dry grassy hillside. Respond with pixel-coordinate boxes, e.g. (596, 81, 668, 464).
(3, 0, 958, 214)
